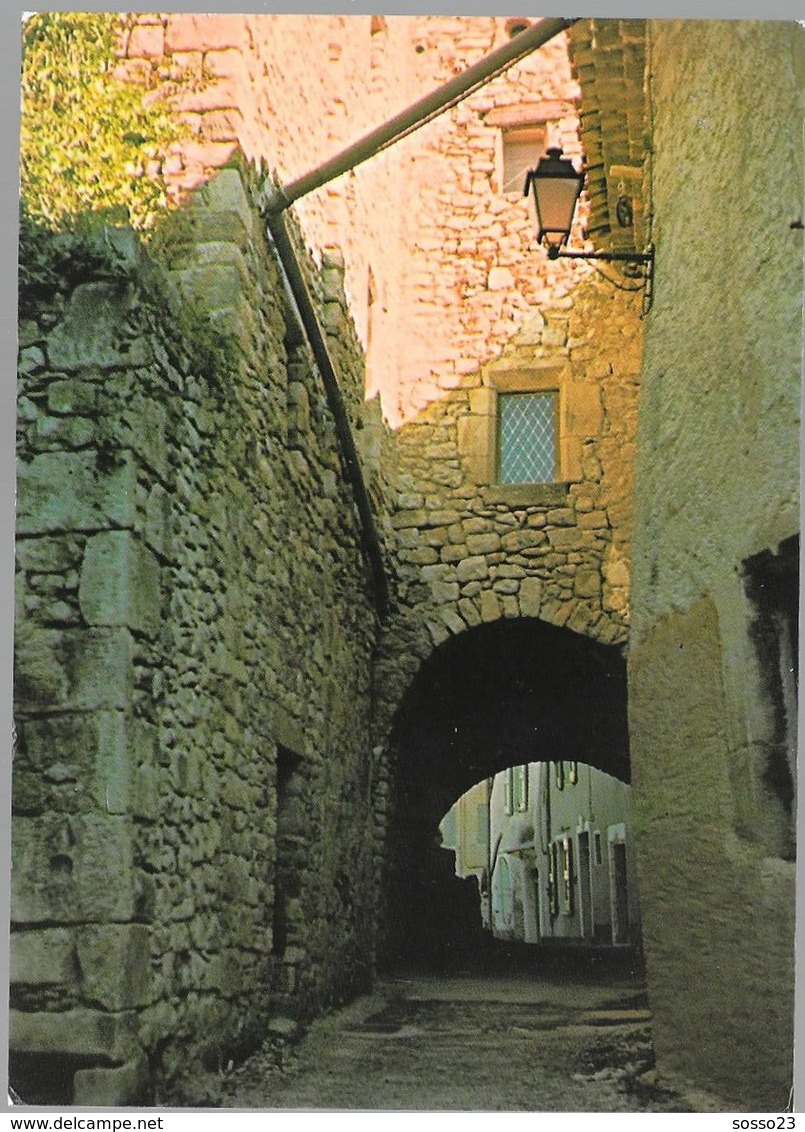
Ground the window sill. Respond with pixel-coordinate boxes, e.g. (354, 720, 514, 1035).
(481, 482, 570, 507)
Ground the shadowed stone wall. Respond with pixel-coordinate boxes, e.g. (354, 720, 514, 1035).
(629, 20, 802, 1111)
(13, 161, 386, 1104)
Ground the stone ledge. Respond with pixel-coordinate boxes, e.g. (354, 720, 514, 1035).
(10, 1007, 142, 1062)
(73, 1054, 150, 1107)
(483, 100, 577, 128)
(481, 483, 570, 507)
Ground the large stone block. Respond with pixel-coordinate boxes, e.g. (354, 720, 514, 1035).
(127, 22, 164, 57)
(518, 576, 543, 618)
(563, 382, 603, 439)
(465, 532, 500, 555)
(73, 1054, 151, 1107)
(19, 346, 45, 374)
(47, 379, 97, 416)
(438, 606, 467, 636)
(16, 536, 83, 575)
(479, 588, 501, 623)
(173, 202, 250, 247)
(16, 450, 137, 535)
(14, 625, 71, 710)
(77, 925, 153, 1010)
(16, 627, 136, 715)
(430, 580, 460, 604)
(603, 556, 630, 589)
(18, 713, 86, 769)
(93, 712, 156, 817)
(165, 15, 245, 55)
(12, 813, 139, 925)
(17, 710, 153, 817)
(144, 483, 173, 559)
(186, 240, 249, 275)
(79, 531, 162, 638)
(500, 529, 547, 553)
(46, 283, 151, 372)
(574, 567, 602, 598)
(457, 413, 489, 469)
(72, 628, 134, 711)
(175, 264, 244, 312)
(456, 555, 488, 583)
(559, 435, 584, 483)
(10, 1008, 141, 1063)
(10, 929, 76, 987)
(120, 394, 170, 482)
(547, 526, 587, 551)
(391, 508, 427, 530)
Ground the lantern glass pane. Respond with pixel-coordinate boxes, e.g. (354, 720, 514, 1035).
(534, 176, 582, 241)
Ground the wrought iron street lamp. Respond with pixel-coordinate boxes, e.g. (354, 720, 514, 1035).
(523, 146, 585, 256)
(523, 147, 654, 301)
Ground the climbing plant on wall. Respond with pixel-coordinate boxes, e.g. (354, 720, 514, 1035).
(20, 12, 186, 231)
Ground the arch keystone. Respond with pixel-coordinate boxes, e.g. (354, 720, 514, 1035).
(518, 576, 543, 618)
(479, 589, 501, 623)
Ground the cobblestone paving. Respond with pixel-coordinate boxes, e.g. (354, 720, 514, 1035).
(178, 953, 725, 1111)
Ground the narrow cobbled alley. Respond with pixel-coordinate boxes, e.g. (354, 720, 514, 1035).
(178, 950, 721, 1112)
(13, 14, 800, 1111)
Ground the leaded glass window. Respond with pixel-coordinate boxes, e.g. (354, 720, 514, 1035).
(498, 391, 556, 484)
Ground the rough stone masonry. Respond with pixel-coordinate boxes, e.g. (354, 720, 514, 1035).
(13, 162, 388, 1104)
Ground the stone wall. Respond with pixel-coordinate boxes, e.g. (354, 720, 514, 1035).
(119, 14, 593, 427)
(385, 16, 585, 424)
(106, 16, 651, 896)
(18, 13, 797, 1113)
(374, 274, 642, 728)
(628, 20, 802, 1110)
(568, 20, 650, 256)
(13, 161, 385, 1104)
(119, 12, 425, 427)
(370, 274, 644, 925)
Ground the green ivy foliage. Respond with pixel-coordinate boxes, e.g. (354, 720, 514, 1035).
(20, 12, 186, 232)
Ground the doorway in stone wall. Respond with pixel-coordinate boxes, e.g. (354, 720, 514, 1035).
(610, 840, 630, 946)
(271, 745, 306, 998)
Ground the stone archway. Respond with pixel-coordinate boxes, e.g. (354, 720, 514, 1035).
(376, 615, 629, 968)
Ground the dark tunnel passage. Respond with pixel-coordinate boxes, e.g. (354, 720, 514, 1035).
(379, 617, 630, 970)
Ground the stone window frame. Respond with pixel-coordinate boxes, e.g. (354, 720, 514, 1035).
(484, 101, 576, 196)
(459, 361, 601, 507)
